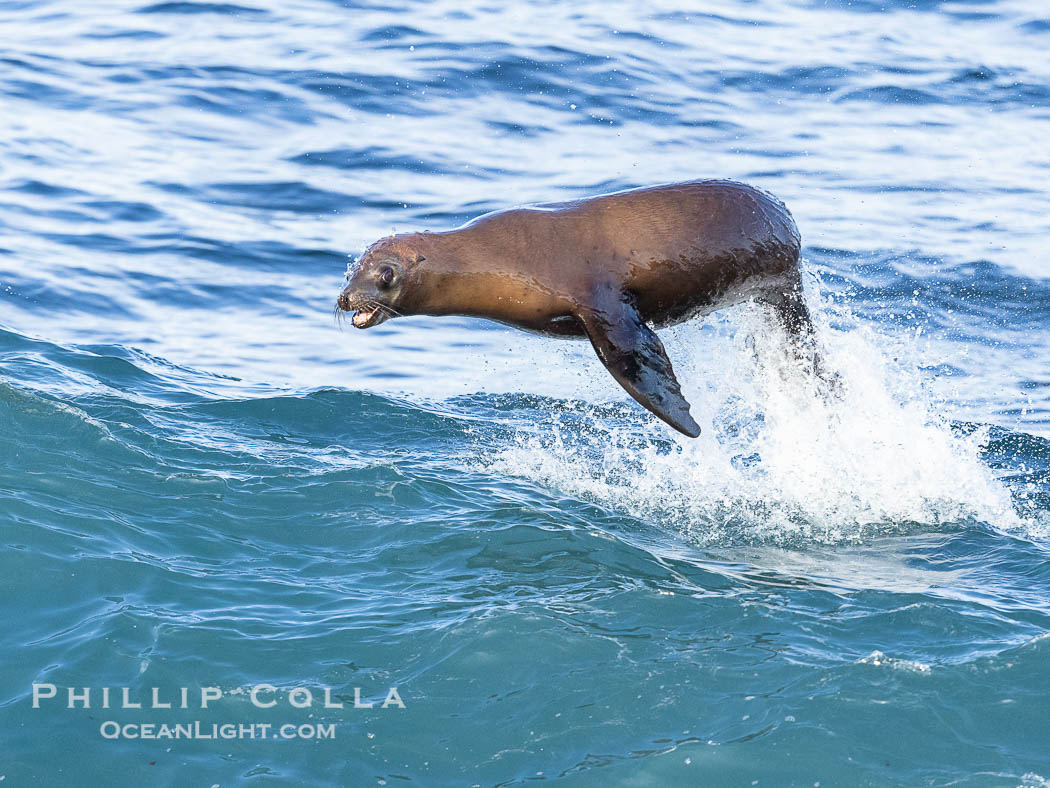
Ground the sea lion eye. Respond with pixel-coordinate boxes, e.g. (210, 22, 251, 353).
(378, 266, 395, 288)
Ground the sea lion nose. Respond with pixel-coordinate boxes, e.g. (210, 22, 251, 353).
(337, 288, 353, 312)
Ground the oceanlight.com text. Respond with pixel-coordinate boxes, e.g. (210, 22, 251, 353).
(98, 721, 336, 740)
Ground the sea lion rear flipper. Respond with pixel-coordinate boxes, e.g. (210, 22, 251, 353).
(577, 285, 701, 438)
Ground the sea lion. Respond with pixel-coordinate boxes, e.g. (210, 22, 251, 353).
(337, 179, 814, 437)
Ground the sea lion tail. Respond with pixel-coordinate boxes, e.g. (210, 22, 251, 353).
(759, 275, 840, 393)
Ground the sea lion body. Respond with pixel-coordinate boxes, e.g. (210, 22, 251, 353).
(338, 180, 812, 437)
(420, 180, 802, 335)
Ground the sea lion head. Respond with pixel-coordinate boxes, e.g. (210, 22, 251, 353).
(337, 235, 425, 329)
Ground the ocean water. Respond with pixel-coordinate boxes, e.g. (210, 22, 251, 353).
(2, 0, 1050, 784)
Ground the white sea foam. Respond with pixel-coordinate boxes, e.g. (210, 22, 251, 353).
(486, 287, 1023, 545)
(856, 650, 932, 673)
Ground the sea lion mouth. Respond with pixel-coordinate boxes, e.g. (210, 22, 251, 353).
(352, 306, 389, 329)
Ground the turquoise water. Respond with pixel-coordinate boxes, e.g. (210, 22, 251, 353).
(2, 0, 1050, 785)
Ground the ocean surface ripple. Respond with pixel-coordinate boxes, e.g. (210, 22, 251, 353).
(2, 0, 1049, 785)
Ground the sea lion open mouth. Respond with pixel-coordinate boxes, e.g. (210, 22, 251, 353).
(352, 306, 388, 328)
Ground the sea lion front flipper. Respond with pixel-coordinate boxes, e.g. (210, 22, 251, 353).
(577, 285, 701, 438)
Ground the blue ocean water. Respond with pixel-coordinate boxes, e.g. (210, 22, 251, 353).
(2, 0, 1050, 784)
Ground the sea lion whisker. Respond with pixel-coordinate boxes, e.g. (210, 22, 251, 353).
(362, 299, 403, 319)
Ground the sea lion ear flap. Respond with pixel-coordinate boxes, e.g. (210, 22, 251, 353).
(577, 284, 701, 438)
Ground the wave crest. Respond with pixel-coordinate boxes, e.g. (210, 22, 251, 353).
(486, 298, 1022, 545)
